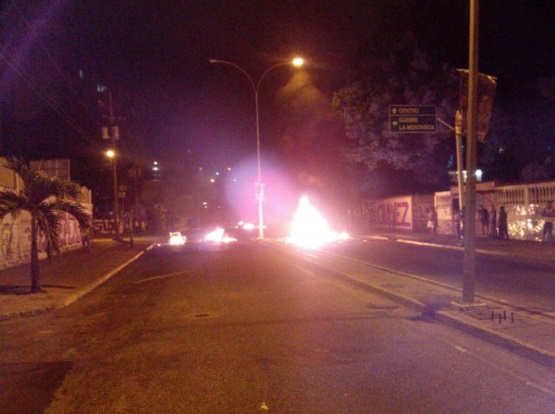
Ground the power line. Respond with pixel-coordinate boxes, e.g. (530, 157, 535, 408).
(10, 0, 100, 123)
(1, 0, 99, 145)
(0, 50, 94, 144)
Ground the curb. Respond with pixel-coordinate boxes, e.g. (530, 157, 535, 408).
(435, 311, 555, 369)
(60, 244, 155, 308)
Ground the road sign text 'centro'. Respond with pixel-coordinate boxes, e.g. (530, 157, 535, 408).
(389, 105, 437, 133)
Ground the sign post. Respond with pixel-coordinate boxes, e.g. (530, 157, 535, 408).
(389, 105, 437, 133)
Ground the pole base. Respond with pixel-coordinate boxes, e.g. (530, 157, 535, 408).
(451, 301, 487, 311)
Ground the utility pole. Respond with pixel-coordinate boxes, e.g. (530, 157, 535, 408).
(102, 90, 121, 241)
(128, 151, 142, 249)
(455, 110, 465, 212)
(462, 0, 479, 303)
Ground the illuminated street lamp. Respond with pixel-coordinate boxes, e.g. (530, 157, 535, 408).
(101, 90, 123, 241)
(105, 149, 120, 240)
(209, 57, 304, 238)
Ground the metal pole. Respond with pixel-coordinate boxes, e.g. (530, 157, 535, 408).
(130, 162, 139, 248)
(253, 63, 288, 239)
(436, 116, 464, 211)
(108, 91, 121, 241)
(112, 154, 120, 240)
(208, 59, 295, 239)
(455, 113, 465, 212)
(462, 0, 479, 303)
(254, 89, 264, 239)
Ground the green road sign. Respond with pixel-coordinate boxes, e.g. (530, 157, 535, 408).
(389, 105, 437, 133)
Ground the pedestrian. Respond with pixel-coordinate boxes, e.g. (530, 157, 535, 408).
(498, 206, 509, 240)
(427, 206, 438, 234)
(542, 200, 554, 241)
(489, 205, 497, 239)
(479, 205, 490, 236)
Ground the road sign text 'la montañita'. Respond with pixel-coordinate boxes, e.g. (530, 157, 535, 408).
(389, 105, 437, 133)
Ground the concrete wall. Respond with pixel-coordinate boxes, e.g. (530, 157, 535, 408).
(0, 160, 92, 270)
(0, 209, 86, 270)
(362, 180, 555, 240)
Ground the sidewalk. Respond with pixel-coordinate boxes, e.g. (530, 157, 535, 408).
(366, 230, 555, 267)
(0, 237, 157, 321)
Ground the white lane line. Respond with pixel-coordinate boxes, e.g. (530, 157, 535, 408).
(134, 271, 189, 284)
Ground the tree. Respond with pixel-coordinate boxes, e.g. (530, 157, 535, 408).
(478, 107, 518, 181)
(517, 77, 555, 180)
(0, 157, 92, 293)
(332, 33, 459, 198)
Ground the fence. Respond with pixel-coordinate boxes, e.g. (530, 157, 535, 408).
(495, 181, 555, 240)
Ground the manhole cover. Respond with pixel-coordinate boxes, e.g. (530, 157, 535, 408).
(183, 312, 220, 320)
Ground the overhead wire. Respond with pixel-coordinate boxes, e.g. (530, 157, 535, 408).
(1, 0, 106, 146)
(11, 1, 101, 124)
(0, 50, 94, 144)
(1, 0, 143, 172)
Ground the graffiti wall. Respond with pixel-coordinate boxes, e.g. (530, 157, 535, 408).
(94, 219, 117, 235)
(356, 180, 555, 239)
(361, 194, 433, 233)
(0, 159, 93, 270)
(0, 211, 84, 270)
(374, 196, 414, 230)
(435, 191, 454, 235)
(0, 215, 29, 269)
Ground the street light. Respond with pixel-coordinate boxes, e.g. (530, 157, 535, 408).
(209, 57, 305, 239)
(101, 90, 122, 241)
(105, 149, 120, 240)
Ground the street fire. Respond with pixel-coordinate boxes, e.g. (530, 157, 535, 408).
(204, 227, 237, 244)
(286, 196, 349, 249)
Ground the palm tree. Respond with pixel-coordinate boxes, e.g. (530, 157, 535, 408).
(0, 157, 92, 293)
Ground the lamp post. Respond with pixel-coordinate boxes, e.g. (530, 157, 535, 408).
(209, 57, 304, 239)
(105, 149, 120, 240)
(101, 90, 122, 241)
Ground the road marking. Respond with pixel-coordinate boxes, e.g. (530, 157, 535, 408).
(425, 326, 555, 398)
(134, 271, 188, 284)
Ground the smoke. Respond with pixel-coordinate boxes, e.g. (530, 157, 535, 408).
(275, 71, 334, 120)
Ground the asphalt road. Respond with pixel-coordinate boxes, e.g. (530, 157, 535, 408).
(324, 239, 555, 314)
(1, 242, 554, 413)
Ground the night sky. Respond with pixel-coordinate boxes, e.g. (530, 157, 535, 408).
(1, 0, 554, 186)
